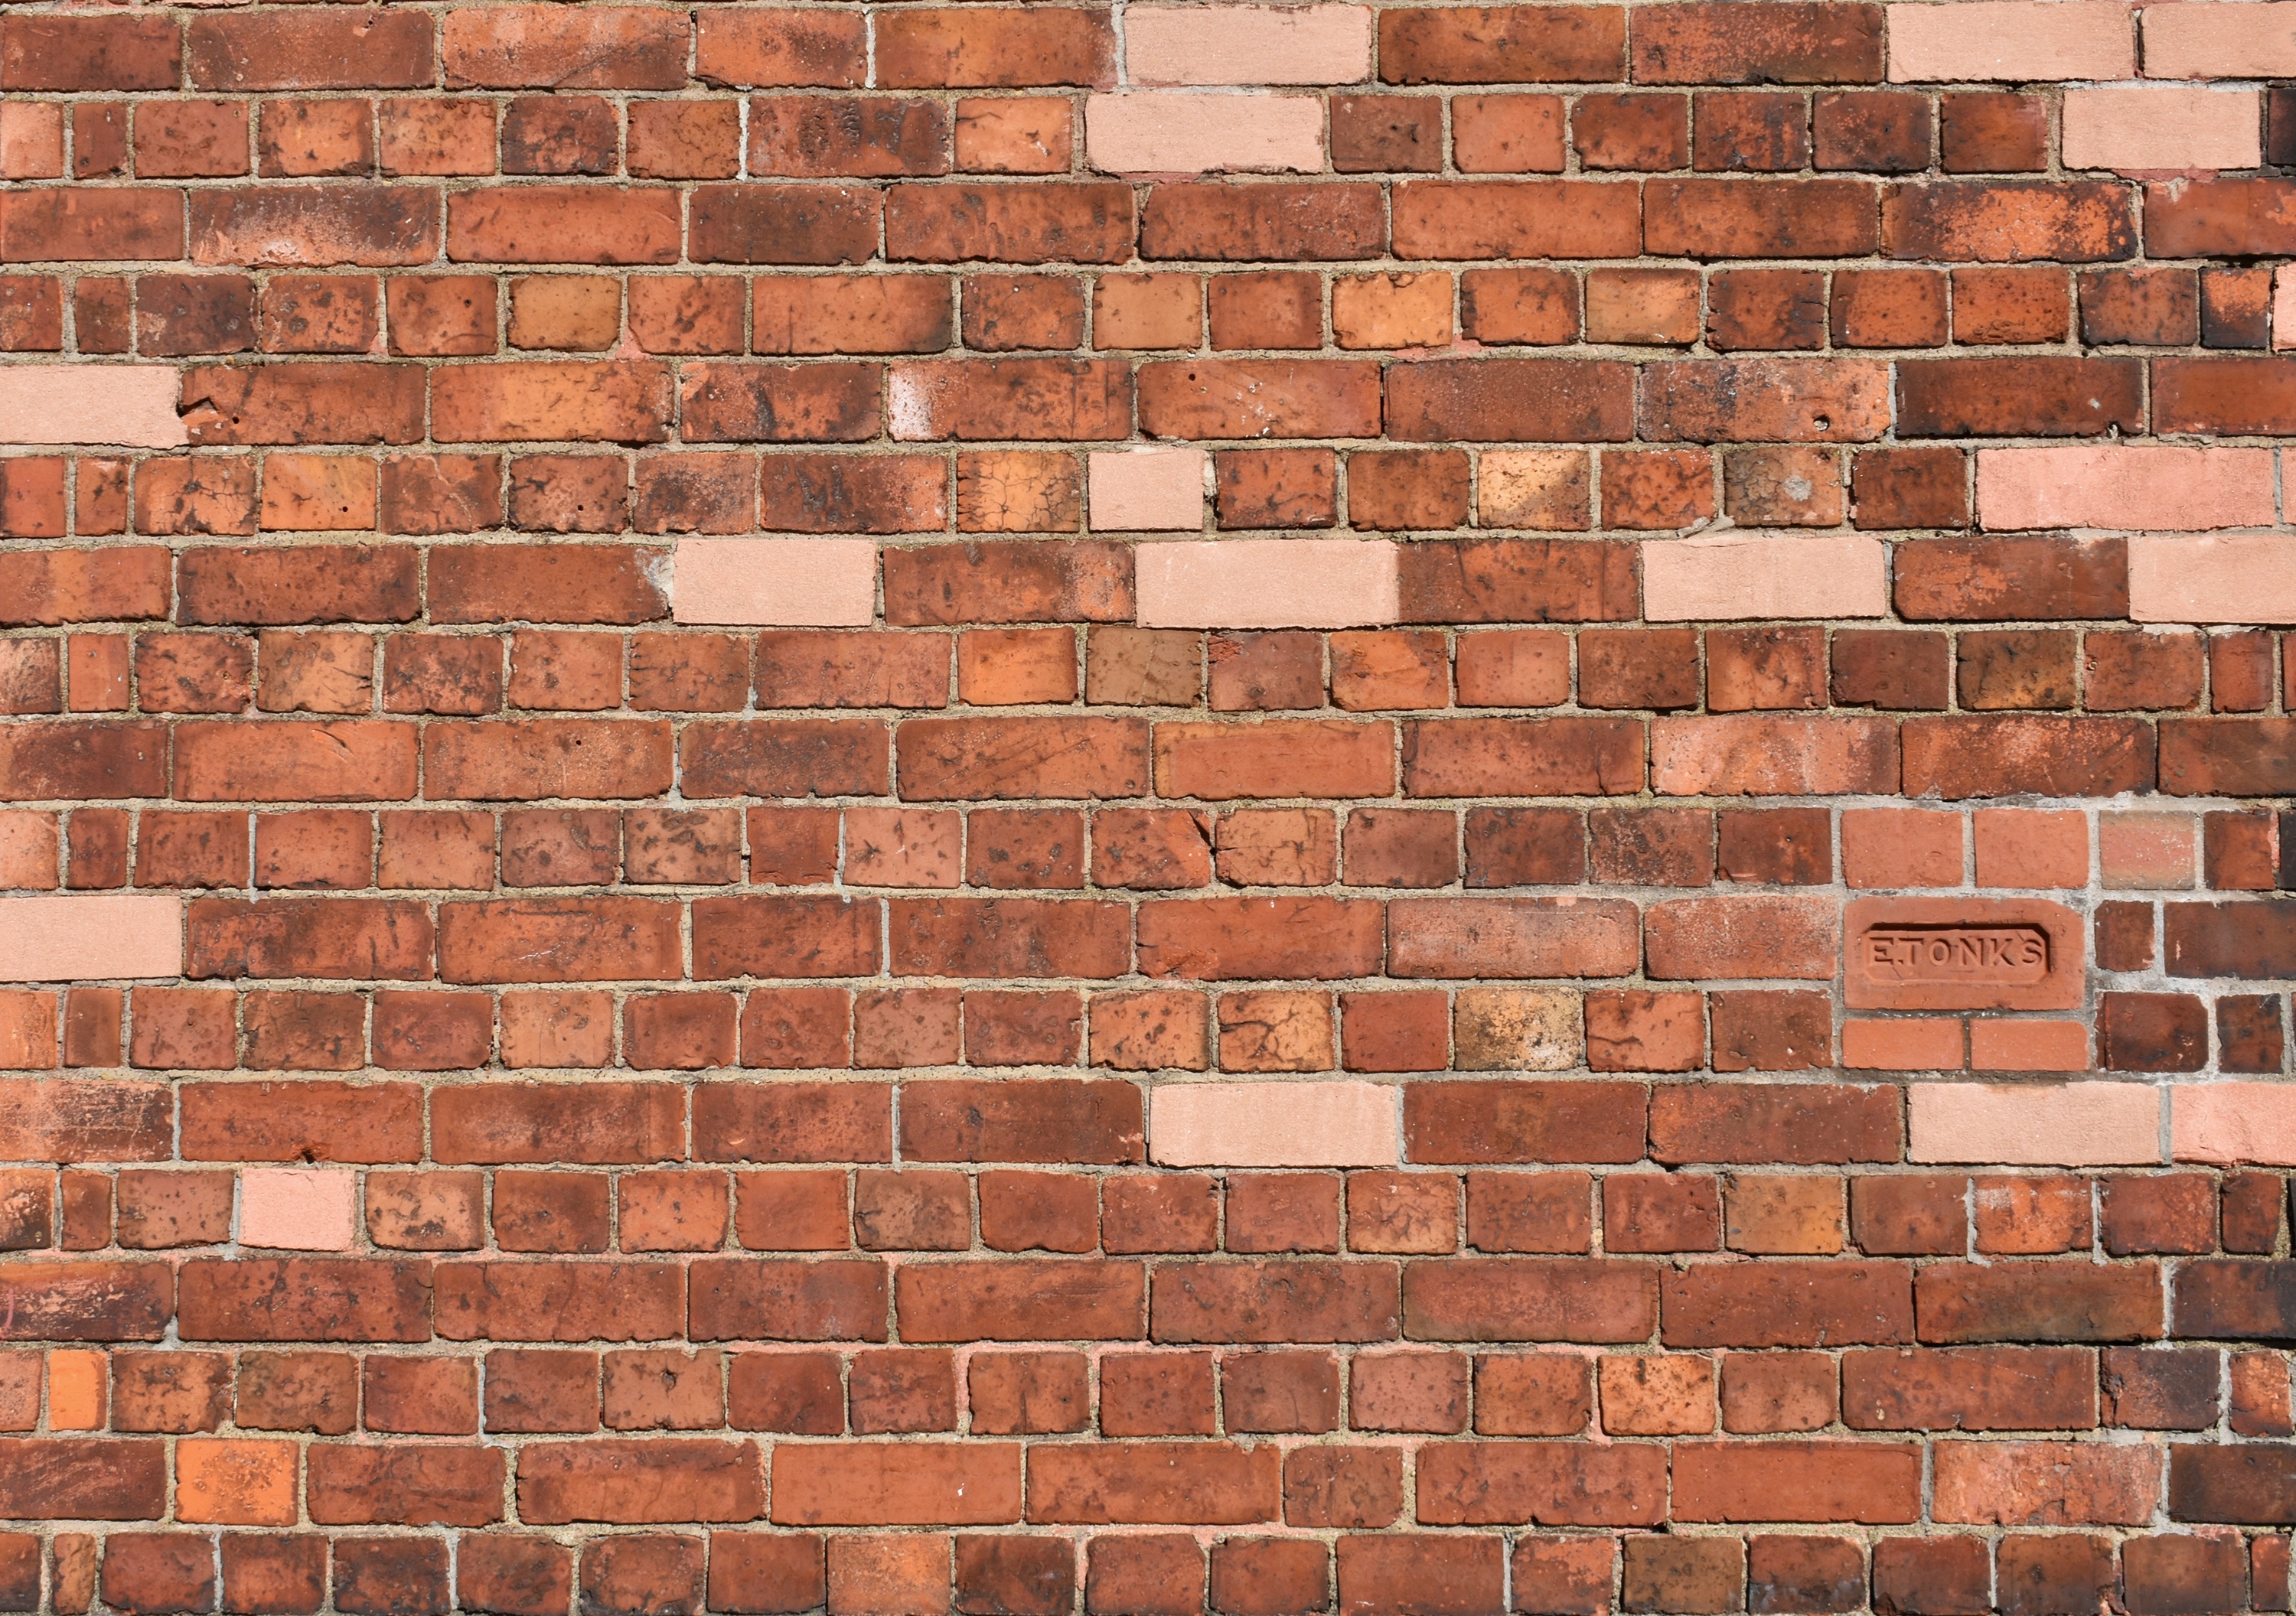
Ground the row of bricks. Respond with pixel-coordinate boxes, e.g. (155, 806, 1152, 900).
(21, 1527, 2296, 1616)
(21, 175, 2296, 272)
(4, 1422, 2293, 1528)
(8, 624, 2291, 729)
(17, 260, 2296, 367)
(3, 1381, 2294, 1533)
(5, 1065, 2293, 1177)
(29, 353, 2296, 454)
(11, 85, 2283, 196)
(5, 2, 2296, 99)
(11, 456, 2296, 572)
(0, 83, 2282, 186)
(16, 1244, 2296, 1344)
(1, 879, 2290, 982)
(11, 1334, 2294, 1441)
(3, 976, 2283, 1077)
(3, 709, 2293, 807)
(5, 536, 2296, 637)
(2, 797, 2275, 894)
(8, 1157, 2287, 1259)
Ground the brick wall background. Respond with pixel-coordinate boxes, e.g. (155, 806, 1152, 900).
(2, 0, 2296, 1611)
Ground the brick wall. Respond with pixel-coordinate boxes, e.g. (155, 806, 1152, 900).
(2, 0, 2295, 1611)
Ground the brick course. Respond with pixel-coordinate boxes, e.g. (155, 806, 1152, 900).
(3, 2, 2296, 1611)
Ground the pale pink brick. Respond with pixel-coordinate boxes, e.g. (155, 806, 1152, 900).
(1973, 809, 2089, 890)
(1968, 1019, 2090, 1073)
(0, 105, 63, 181)
(2174, 1083, 2296, 1166)
(1085, 93, 1325, 175)
(2061, 85, 2260, 173)
(1125, 4, 1375, 84)
(1150, 1080, 1396, 1167)
(1976, 445, 2275, 532)
(2142, 2, 2296, 79)
(2099, 810, 2195, 890)
(240, 1167, 360, 1251)
(671, 537, 876, 627)
(2129, 534, 2296, 625)
(0, 895, 181, 982)
(2277, 266, 2296, 350)
(1909, 1081, 2161, 1167)
(1641, 534, 1888, 622)
(1135, 539, 1399, 628)
(1843, 1018, 1966, 1071)
(0, 367, 188, 449)
(1088, 448, 1207, 532)
(1887, 1, 2135, 80)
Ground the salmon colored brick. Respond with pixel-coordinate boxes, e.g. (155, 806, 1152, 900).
(1973, 810, 2089, 890)
(0, 105, 64, 181)
(1084, 93, 1326, 174)
(238, 1166, 359, 1250)
(2060, 85, 2261, 174)
(2099, 811, 2196, 890)
(1642, 534, 1889, 622)
(1148, 1080, 1397, 1167)
(1134, 539, 1399, 628)
(1124, 5, 1374, 85)
(2174, 1082, 2296, 1165)
(1088, 448, 1207, 532)
(956, 97, 1075, 175)
(174, 1438, 298, 1526)
(1841, 809, 1964, 890)
(1332, 272, 1454, 350)
(0, 366, 188, 448)
(1909, 1081, 2162, 1166)
(2129, 535, 2296, 626)
(0, 894, 181, 982)
(2143, 2, 2296, 77)
(1968, 1018, 2090, 1073)
(1478, 451, 1590, 530)
(1842, 1017, 1965, 1070)
(672, 538, 876, 627)
(45, 1350, 104, 1430)
(1887, 2, 2135, 82)
(1975, 445, 2275, 532)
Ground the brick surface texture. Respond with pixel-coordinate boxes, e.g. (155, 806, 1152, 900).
(5, 2, 2296, 1613)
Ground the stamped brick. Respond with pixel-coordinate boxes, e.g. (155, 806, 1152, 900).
(1844, 897, 2083, 1012)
